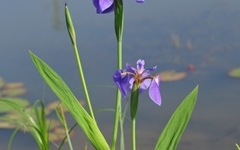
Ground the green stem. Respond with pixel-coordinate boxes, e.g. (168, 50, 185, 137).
(111, 0, 124, 149)
(111, 89, 121, 150)
(111, 40, 123, 150)
(65, 5, 95, 121)
(117, 41, 124, 150)
(131, 118, 136, 150)
(73, 44, 95, 121)
(130, 83, 139, 150)
(60, 106, 74, 150)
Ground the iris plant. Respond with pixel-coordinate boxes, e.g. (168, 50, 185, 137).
(93, 0, 144, 14)
(26, 2, 199, 150)
(113, 59, 161, 106)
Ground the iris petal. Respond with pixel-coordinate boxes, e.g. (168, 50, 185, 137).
(126, 63, 136, 74)
(136, 59, 145, 74)
(113, 70, 131, 97)
(139, 78, 151, 93)
(93, 0, 114, 14)
(148, 76, 161, 106)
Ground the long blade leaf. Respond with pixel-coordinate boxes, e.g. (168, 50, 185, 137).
(154, 85, 198, 150)
(29, 51, 110, 150)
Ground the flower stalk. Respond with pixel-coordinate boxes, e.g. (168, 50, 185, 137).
(130, 82, 140, 150)
(130, 82, 139, 119)
(65, 4, 95, 121)
(111, 0, 124, 149)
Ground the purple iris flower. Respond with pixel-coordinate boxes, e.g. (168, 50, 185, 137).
(93, 0, 114, 14)
(93, 0, 144, 14)
(113, 59, 162, 106)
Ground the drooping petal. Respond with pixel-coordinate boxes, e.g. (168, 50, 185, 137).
(148, 76, 161, 106)
(113, 70, 131, 97)
(93, 0, 114, 14)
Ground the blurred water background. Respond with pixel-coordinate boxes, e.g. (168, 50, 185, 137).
(1, 0, 240, 149)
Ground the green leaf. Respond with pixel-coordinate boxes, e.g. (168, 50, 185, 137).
(236, 143, 240, 150)
(0, 98, 29, 113)
(154, 85, 198, 150)
(29, 51, 110, 150)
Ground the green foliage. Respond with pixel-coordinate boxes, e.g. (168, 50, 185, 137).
(0, 98, 29, 113)
(0, 99, 75, 143)
(236, 143, 240, 150)
(29, 51, 110, 150)
(30, 101, 50, 150)
(236, 144, 240, 150)
(154, 85, 198, 150)
(0, 99, 50, 150)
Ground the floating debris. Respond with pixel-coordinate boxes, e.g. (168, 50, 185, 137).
(0, 78, 27, 97)
(0, 88, 27, 97)
(157, 70, 187, 82)
(46, 101, 68, 114)
(4, 82, 25, 89)
(228, 67, 240, 78)
(49, 127, 74, 142)
(0, 121, 17, 129)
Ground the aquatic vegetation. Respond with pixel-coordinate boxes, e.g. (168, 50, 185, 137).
(228, 67, 240, 78)
(157, 70, 187, 82)
(0, 77, 28, 112)
(0, 77, 27, 97)
(0, 77, 77, 146)
(0, 99, 76, 143)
